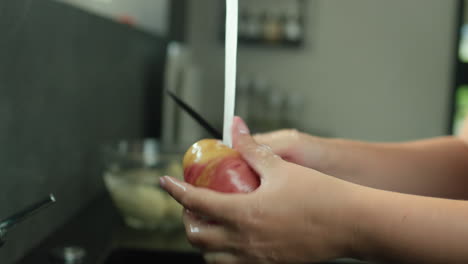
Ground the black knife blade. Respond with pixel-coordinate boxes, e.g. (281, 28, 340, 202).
(166, 90, 222, 139)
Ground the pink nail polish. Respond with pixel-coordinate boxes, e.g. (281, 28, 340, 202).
(189, 224, 200, 233)
(159, 176, 166, 187)
(236, 117, 250, 134)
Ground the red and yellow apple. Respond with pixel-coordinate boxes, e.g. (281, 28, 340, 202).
(183, 139, 260, 193)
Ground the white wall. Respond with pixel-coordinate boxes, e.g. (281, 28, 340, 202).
(187, 0, 458, 141)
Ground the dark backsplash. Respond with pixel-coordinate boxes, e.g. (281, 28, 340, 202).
(0, 1, 167, 263)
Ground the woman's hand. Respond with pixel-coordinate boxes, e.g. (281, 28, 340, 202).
(253, 129, 329, 171)
(255, 125, 468, 200)
(160, 117, 364, 263)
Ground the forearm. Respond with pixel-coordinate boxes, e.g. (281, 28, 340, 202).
(317, 136, 468, 199)
(353, 187, 468, 264)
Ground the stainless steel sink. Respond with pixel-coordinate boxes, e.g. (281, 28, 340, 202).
(102, 248, 368, 264)
(102, 248, 206, 264)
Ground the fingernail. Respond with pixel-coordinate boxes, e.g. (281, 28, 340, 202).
(166, 176, 187, 191)
(189, 224, 200, 234)
(159, 176, 166, 188)
(235, 117, 250, 134)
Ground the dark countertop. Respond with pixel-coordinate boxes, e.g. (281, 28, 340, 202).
(17, 192, 369, 264)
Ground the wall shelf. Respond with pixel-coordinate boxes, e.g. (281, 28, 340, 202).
(219, 0, 307, 49)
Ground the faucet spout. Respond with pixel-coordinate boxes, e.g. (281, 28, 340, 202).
(0, 194, 56, 248)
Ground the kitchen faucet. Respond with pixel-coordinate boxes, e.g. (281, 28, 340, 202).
(0, 194, 56, 248)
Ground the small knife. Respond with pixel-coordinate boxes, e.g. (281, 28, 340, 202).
(166, 90, 222, 139)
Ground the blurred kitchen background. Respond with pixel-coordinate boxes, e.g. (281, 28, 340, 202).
(0, 0, 467, 263)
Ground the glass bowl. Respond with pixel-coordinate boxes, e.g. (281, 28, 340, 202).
(101, 139, 184, 231)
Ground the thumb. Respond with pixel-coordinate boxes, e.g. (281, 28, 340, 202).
(231, 116, 282, 176)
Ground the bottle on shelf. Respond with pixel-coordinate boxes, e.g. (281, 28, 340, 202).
(249, 75, 270, 133)
(263, 8, 282, 44)
(283, 3, 303, 44)
(236, 74, 251, 122)
(284, 93, 305, 130)
(266, 88, 286, 130)
(238, 7, 251, 42)
(245, 7, 263, 43)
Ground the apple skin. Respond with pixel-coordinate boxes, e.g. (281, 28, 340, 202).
(183, 139, 260, 193)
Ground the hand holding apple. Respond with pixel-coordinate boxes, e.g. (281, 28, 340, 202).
(182, 138, 260, 193)
(161, 117, 361, 264)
